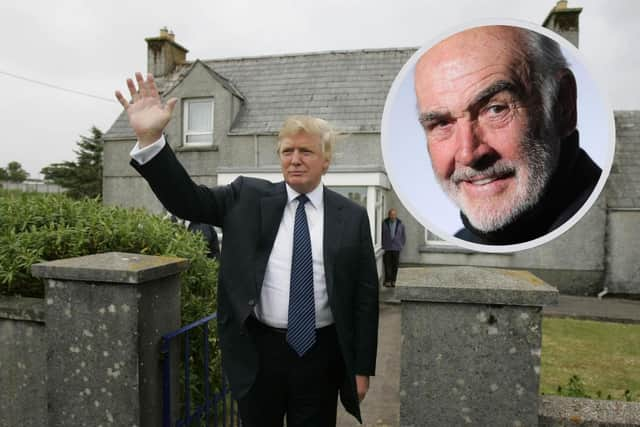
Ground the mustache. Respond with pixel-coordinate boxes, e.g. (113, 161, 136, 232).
(450, 161, 517, 184)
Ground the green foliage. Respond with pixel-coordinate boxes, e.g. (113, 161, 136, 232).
(0, 189, 222, 396)
(557, 375, 591, 398)
(41, 126, 103, 199)
(553, 375, 637, 402)
(623, 389, 636, 402)
(0, 161, 29, 182)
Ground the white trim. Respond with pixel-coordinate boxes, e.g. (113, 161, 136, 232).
(183, 98, 214, 146)
(366, 186, 377, 244)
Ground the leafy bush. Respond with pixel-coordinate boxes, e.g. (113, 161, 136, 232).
(0, 189, 222, 404)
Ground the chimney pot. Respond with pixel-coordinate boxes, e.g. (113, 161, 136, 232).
(145, 28, 188, 77)
(542, 1, 582, 48)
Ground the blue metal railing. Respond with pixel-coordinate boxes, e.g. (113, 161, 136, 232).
(161, 313, 241, 427)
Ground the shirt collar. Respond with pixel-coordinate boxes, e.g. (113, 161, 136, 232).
(285, 182, 324, 209)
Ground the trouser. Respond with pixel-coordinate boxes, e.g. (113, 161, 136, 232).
(238, 317, 345, 427)
(383, 250, 400, 283)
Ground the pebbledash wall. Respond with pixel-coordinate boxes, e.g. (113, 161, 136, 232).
(103, 2, 640, 296)
(0, 297, 47, 426)
(0, 252, 186, 427)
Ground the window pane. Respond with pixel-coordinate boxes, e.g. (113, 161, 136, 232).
(188, 101, 212, 131)
(330, 186, 367, 208)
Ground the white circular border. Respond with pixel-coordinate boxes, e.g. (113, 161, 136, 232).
(381, 18, 616, 254)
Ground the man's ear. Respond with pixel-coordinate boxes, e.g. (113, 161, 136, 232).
(555, 69, 577, 137)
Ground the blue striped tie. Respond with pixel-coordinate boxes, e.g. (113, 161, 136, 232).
(286, 194, 316, 356)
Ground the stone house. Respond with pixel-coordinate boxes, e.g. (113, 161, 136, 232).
(103, 4, 640, 296)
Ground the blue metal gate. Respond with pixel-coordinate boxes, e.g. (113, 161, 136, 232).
(161, 313, 241, 427)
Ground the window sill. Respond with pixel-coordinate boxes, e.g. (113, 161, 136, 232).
(419, 244, 514, 256)
(419, 244, 476, 254)
(176, 144, 219, 153)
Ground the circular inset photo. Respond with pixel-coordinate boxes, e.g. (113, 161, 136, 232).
(381, 19, 615, 253)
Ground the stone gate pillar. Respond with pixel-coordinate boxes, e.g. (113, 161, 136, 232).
(32, 252, 187, 427)
(396, 266, 558, 427)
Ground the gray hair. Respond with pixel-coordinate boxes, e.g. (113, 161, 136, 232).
(518, 28, 570, 138)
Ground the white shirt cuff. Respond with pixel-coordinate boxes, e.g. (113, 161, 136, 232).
(130, 135, 166, 165)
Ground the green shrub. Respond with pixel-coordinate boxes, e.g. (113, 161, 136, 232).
(554, 375, 637, 402)
(557, 375, 591, 398)
(0, 189, 222, 406)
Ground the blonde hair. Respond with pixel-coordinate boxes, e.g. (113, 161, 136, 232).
(277, 116, 336, 162)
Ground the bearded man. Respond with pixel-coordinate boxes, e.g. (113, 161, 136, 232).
(414, 25, 601, 245)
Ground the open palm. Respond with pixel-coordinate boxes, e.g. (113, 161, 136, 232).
(115, 72, 177, 147)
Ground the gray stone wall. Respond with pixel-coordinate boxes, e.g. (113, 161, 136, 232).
(29, 252, 186, 427)
(0, 297, 47, 427)
(539, 396, 640, 426)
(0, 180, 65, 193)
(605, 209, 640, 294)
(396, 267, 558, 427)
(416, 195, 608, 295)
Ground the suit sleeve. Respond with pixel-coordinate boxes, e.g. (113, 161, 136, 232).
(354, 208, 379, 376)
(130, 143, 241, 226)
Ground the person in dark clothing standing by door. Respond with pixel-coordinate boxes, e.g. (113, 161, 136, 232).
(381, 208, 406, 287)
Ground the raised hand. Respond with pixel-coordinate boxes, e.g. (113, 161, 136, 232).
(115, 72, 178, 148)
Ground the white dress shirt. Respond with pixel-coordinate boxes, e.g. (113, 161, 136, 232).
(256, 183, 333, 328)
(130, 136, 333, 329)
(130, 135, 167, 164)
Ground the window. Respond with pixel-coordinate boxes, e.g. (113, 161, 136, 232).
(328, 186, 386, 247)
(330, 186, 367, 208)
(183, 98, 214, 145)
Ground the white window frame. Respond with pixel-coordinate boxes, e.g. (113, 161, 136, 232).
(183, 98, 214, 146)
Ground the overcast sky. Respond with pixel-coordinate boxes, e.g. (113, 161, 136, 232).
(1, 0, 638, 178)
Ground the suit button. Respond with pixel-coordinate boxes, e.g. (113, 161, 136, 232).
(248, 299, 255, 306)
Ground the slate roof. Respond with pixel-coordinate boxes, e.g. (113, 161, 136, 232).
(105, 48, 416, 139)
(607, 111, 640, 208)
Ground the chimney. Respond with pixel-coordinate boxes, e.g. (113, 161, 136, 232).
(542, 1, 583, 48)
(145, 27, 189, 78)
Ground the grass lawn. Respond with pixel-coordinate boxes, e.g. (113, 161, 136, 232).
(540, 317, 640, 401)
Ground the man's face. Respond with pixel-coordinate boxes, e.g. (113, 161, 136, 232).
(279, 131, 329, 194)
(415, 27, 557, 232)
(389, 209, 397, 221)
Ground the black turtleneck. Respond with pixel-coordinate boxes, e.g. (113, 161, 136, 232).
(454, 131, 602, 245)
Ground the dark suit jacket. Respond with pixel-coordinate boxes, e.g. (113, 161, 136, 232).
(132, 144, 379, 422)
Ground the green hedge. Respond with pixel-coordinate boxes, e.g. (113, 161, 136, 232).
(0, 189, 222, 408)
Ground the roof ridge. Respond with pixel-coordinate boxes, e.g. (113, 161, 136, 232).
(200, 46, 418, 63)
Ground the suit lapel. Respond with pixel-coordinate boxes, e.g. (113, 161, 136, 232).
(323, 188, 345, 303)
(255, 182, 287, 294)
